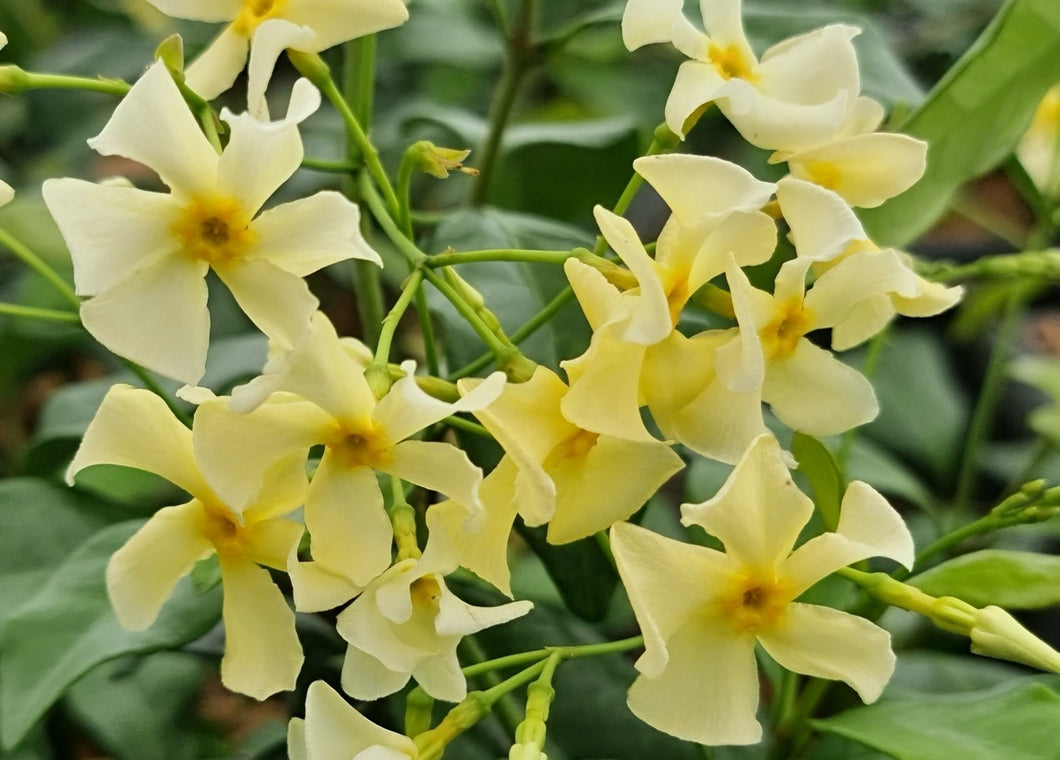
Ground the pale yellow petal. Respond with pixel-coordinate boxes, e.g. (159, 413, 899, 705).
(610, 522, 729, 678)
(184, 25, 250, 101)
(803, 250, 918, 329)
(434, 579, 532, 637)
(302, 681, 417, 760)
(776, 176, 866, 262)
(214, 257, 318, 350)
(621, 0, 686, 50)
(563, 258, 626, 332)
(107, 500, 213, 630)
(411, 650, 466, 704)
(757, 603, 894, 703)
(627, 616, 761, 745)
(143, 0, 240, 21)
(681, 434, 812, 573)
(218, 101, 307, 215)
(240, 517, 305, 571)
(80, 252, 210, 385)
(288, 554, 364, 613)
(283, 0, 410, 50)
(245, 20, 317, 120)
(218, 555, 303, 700)
(340, 643, 412, 701)
(633, 154, 775, 224)
(664, 60, 731, 139)
(687, 208, 778, 291)
(68, 384, 210, 497)
(384, 440, 485, 512)
(89, 61, 218, 197)
(830, 295, 895, 351)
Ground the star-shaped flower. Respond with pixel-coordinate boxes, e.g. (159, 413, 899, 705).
(611, 433, 914, 745)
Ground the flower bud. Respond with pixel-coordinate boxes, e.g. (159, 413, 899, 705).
(0, 65, 29, 95)
(969, 605, 1060, 673)
(409, 141, 476, 178)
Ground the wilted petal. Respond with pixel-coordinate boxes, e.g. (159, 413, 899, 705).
(218, 554, 303, 700)
(758, 603, 894, 703)
(68, 384, 210, 497)
(681, 434, 813, 573)
(306, 454, 392, 587)
(185, 25, 251, 101)
(42, 179, 180, 296)
(252, 192, 381, 276)
(763, 340, 878, 435)
(89, 61, 218, 197)
(79, 252, 210, 385)
(245, 20, 317, 120)
(107, 500, 213, 630)
(627, 616, 761, 745)
(302, 681, 417, 760)
(214, 257, 318, 349)
(611, 522, 730, 678)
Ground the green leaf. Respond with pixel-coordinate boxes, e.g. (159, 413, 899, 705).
(64, 653, 206, 760)
(423, 208, 592, 372)
(860, 0, 1060, 246)
(910, 549, 1060, 608)
(792, 433, 844, 531)
(812, 680, 1060, 760)
(0, 521, 222, 750)
(845, 438, 935, 511)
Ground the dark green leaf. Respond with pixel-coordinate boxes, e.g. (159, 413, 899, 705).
(812, 680, 1060, 760)
(860, 0, 1060, 246)
(514, 522, 617, 622)
(0, 521, 222, 749)
(910, 549, 1060, 608)
(792, 433, 844, 531)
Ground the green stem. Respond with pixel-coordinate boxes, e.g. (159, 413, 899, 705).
(0, 303, 79, 323)
(462, 635, 644, 679)
(443, 415, 492, 438)
(0, 227, 79, 308)
(472, 0, 537, 206)
(397, 148, 417, 237)
(345, 35, 376, 127)
(415, 287, 441, 377)
(912, 514, 994, 570)
(1, 68, 130, 96)
(374, 269, 424, 366)
(591, 137, 664, 256)
(954, 288, 1023, 512)
(359, 173, 426, 265)
(300, 157, 358, 174)
(427, 249, 573, 267)
(423, 267, 519, 363)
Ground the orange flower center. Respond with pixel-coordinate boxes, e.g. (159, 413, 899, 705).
(708, 43, 757, 82)
(233, 0, 289, 36)
(760, 298, 812, 359)
(544, 427, 600, 469)
(719, 571, 792, 633)
(326, 423, 391, 470)
(172, 195, 256, 267)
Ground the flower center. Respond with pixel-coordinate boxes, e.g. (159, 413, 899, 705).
(802, 161, 841, 191)
(760, 298, 812, 359)
(410, 576, 442, 609)
(172, 196, 256, 267)
(233, 0, 288, 36)
(708, 43, 756, 81)
(326, 423, 391, 470)
(200, 502, 245, 556)
(719, 571, 792, 632)
(544, 427, 600, 469)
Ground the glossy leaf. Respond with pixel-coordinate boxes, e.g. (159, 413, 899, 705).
(911, 549, 1060, 609)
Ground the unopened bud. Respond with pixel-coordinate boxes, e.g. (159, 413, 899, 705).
(0, 65, 30, 95)
(155, 34, 185, 77)
(441, 266, 486, 311)
(509, 743, 548, 760)
(410, 141, 476, 179)
(969, 606, 1060, 673)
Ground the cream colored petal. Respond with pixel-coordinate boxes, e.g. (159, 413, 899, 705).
(68, 384, 210, 496)
(143, 0, 241, 21)
(80, 253, 210, 385)
(788, 133, 928, 208)
(287, 718, 307, 760)
(288, 552, 364, 613)
(218, 107, 306, 216)
(563, 258, 626, 332)
(283, 0, 410, 50)
(107, 500, 213, 630)
(340, 643, 412, 701)
(89, 61, 218, 197)
(0, 180, 12, 207)
(548, 436, 683, 544)
(758, 603, 894, 703)
(42, 179, 180, 296)
(665, 60, 732, 139)
(891, 272, 963, 319)
(610, 522, 730, 678)
(240, 517, 305, 571)
(218, 554, 303, 699)
(803, 250, 918, 330)
(715, 260, 768, 393)
(560, 330, 655, 442)
(621, 0, 686, 50)
(302, 681, 417, 760)
(434, 579, 532, 637)
(429, 460, 519, 597)
(699, 0, 752, 50)
(757, 24, 860, 103)
(374, 364, 505, 446)
(337, 579, 425, 672)
(252, 192, 381, 276)
(772, 256, 812, 304)
(306, 453, 393, 587)
(593, 207, 670, 345)
(184, 25, 250, 101)
(763, 340, 878, 436)
(720, 89, 852, 153)
(688, 209, 777, 291)
(385, 440, 485, 513)
(214, 257, 318, 349)
(776, 176, 866, 262)
(627, 616, 761, 745)
(412, 650, 466, 704)
(830, 296, 895, 351)
(781, 481, 914, 594)
(634, 154, 775, 224)
(192, 396, 326, 514)
(681, 434, 812, 572)
(246, 20, 317, 120)
(640, 330, 722, 421)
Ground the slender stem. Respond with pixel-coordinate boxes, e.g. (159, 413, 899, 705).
(301, 157, 358, 174)
(0, 303, 79, 323)
(346, 35, 377, 127)
(0, 227, 79, 308)
(397, 149, 417, 237)
(486, 0, 510, 34)
(913, 514, 995, 569)
(374, 270, 424, 366)
(359, 173, 426, 265)
(6, 69, 130, 96)
(472, 0, 537, 206)
(591, 137, 663, 256)
(1005, 437, 1054, 495)
(954, 288, 1023, 512)
(443, 415, 492, 438)
(415, 287, 441, 376)
(423, 267, 517, 362)
(427, 249, 573, 267)
(462, 635, 644, 679)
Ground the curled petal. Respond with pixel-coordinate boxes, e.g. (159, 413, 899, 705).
(664, 60, 732, 139)
(283, 0, 410, 51)
(776, 176, 866, 262)
(185, 25, 250, 101)
(564, 258, 627, 332)
(385, 440, 486, 523)
(142, 0, 241, 21)
(302, 681, 417, 760)
(621, 0, 686, 50)
(245, 20, 317, 120)
(634, 154, 775, 224)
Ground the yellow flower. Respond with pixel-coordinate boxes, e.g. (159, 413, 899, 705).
(611, 434, 914, 745)
(43, 62, 381, 384)
(288, 681, 418, 760)
(1017, 84, 1060, 201)
(67, 385, 307, 700)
